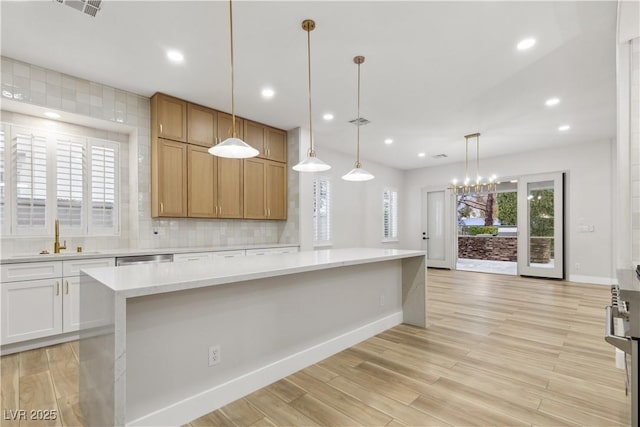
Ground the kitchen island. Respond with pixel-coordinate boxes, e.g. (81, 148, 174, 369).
(79, 248, 426, 426)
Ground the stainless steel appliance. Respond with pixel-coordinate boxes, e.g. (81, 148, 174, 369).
(115, 253, 173, 266)
(606, 268, 640, 426)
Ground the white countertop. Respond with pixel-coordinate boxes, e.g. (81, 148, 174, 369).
(83, 248, 425, 298)
(0, 243, 299, 264)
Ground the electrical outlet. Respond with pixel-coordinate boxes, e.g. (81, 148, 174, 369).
(208, 345, 221, 366)
(575, 262, 581, 271)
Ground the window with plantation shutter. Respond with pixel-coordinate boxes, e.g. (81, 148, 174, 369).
(383, 188, 398, 241)
(0, 126, 6, 231)
(313, 176, 331, 245)
(3, 123, 120, 237)
(89, 140, 118, 233)
(14, 130, 48, 233)
(57, 137, 85, 230)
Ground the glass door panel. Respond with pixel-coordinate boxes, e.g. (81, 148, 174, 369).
(517, 173, 564, 278)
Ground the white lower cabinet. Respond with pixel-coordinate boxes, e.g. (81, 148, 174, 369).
(173, 252, 212, 262)
(246, 247, 299, 256)
(1, 278, 63, 344)
(0, 257, 115, 346)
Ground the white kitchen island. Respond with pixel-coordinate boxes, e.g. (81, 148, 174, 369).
(79, 248, 427, 427)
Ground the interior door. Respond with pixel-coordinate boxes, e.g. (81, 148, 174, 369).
(517, 172, 564, 278)
(421, 187, 453, 268)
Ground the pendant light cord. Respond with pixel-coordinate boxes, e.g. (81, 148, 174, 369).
(356, 61, 361, 167)
(476, 134, 480, 181)
(229, 0, 237, 138)
(306, 25, 314, 155)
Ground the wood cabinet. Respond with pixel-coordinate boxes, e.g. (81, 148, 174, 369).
(188, 145, 216, 218)
(151, 92, 286, 220)
(217, 112, 244, 142)
(152, 138, 188, 217)
(152, 93, 187, 142)
(244, 121, 287, 163)
(217, 158, 243, 218)
(187, 103, 216, 147)
(243, 158, 287, 220)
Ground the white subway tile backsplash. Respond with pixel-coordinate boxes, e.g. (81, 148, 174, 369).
(45, 70, 61, 86)
(13, 62, 30, 78)
(30, 80, 46, 93)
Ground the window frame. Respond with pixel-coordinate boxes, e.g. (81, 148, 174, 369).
(312, 175, 332, 247)
(1, 122, 121, 238)
(382, 187, 399, 243)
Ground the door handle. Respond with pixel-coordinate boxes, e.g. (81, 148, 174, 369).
(56, 281, 60, 296)
(605, 305, 631, 353)
(65, 280, 69, 295)
(423, 237, 429, 240)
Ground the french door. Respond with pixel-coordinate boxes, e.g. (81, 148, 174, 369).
(421, 187, 454, 268)
(517, 173, 564, 279)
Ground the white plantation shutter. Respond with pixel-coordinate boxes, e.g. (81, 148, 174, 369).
(0, 127, 6, 230)
(57, 137, 85, 229)
(313, 176, 331, 244)
(383, 189, 398, 240)
(89, 140, 118, 233)
(14, 130, 48, 233)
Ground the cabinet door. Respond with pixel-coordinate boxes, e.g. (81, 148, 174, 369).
(1, 278, 62, 344)
(173, 252, 211, 262)
(188, 145, 217, 218)
(156, 138, 188, 217)
(266, 161, 287, 219)
(244, 120, 266, 157)
(266, 127, 287, 163)
(62, 276, 80, 333)
(187, 104, 216, 147)
(217, 158, 243, 218)
(210, 250, 245, 259)
(243, 158, 266, 219)
(217, 112, 244, 142)
(154, 93, 187, 142)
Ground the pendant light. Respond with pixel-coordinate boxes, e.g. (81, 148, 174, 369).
(448, 133, 498, 195)
(208, 0, 259, 159)
(292, 19, 331, 172)
(342, 56, 374, 181)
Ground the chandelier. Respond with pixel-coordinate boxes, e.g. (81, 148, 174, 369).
(448, 133, 498, 195)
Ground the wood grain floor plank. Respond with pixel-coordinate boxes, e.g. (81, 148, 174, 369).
(244, 389, 319, 426)
(289, 393, 362, 426)
(0, 354, 20, 427)
(218, 397, 264, 427)
(264, 379, 305, 404)
(18, 348, 48, 377)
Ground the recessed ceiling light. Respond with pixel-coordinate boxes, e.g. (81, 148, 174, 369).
(558, 125, 571, 131)
(517, 38, 536, 51)
(384, 139, 393, 145)
(261, 88, 275, 99)
(323, 113, 334, 121)
(545, 97, 560, 106)
(418, 152, 426, 158)
(44, 111, 61, 119)
(166, 50, 184, 63)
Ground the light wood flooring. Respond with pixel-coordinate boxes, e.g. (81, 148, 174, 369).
(1, 269, 631, 426)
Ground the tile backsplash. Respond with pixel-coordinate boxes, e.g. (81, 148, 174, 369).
(0, 56, 298, 254)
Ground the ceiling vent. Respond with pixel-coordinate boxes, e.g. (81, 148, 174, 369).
(349, 118, 371, 126)
(433, 154, 448, 159)
(54, 0, 102, 17)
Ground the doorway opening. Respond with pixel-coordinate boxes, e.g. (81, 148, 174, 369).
(456, 182, 518, 275)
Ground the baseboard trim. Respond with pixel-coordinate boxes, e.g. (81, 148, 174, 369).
(1, 331, 79, 356)
(127, 311, 403, 427)
(568, 274, 615, 286)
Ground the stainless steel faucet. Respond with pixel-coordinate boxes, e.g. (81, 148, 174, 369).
(54, 218, 67, 254)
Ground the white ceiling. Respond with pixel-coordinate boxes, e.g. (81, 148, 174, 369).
(1, 1, 616, 170)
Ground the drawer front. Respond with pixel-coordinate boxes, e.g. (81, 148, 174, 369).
(1, 261, 62, 282)
(210, 250, 245, 259)
(246, 247, 298, 256)
(62, 258, 116, 277)
(173, 252, 211, 263)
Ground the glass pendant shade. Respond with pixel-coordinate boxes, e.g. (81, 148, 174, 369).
(292, 154, 331, 172)
(342, 165, 374, 181)
(208, 137, 259, 159)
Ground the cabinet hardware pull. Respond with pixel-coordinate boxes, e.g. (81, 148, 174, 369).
(160, 202, 164, 214)
(160, 123, 163, 134)
(56, 281, 60, 296)
(65, 280, 69, 295)
(268, 208, 271, 217)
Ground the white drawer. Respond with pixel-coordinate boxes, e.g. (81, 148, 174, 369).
(210, 250, 245, 259)
(173, 252, 211, 262)
(1, 261, 63, 283)
(62, 258, 115, 277)
(246, 247, 298, 256)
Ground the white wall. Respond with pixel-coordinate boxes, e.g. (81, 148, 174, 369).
(296, 130, 404, 251)
(402, 139, 615, 284)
